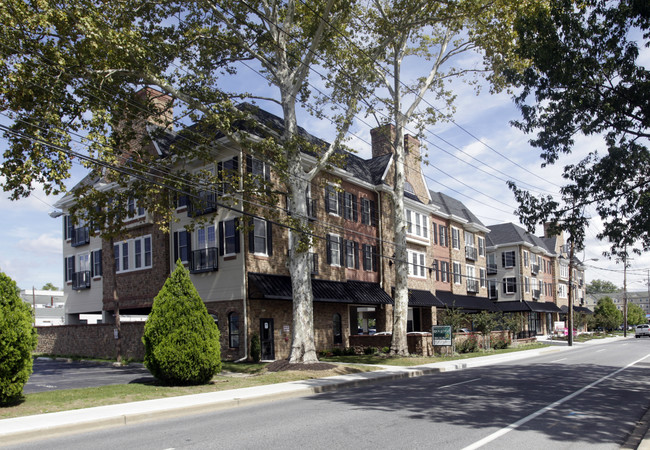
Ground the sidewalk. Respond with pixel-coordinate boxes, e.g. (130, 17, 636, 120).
(0, 336, 639, 447)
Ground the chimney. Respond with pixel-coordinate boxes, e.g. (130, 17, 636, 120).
(370, 124, 396, 158)
(134, 87, 174, 131)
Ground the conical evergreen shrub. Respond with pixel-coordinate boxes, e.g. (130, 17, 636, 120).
(143, 260, 221, 385)
(0, 272, 37, 405)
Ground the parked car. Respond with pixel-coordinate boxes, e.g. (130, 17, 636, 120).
(635, 324, 650, 338)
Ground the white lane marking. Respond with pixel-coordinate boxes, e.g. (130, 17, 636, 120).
(596, 349, 606, 353)
(551, 358, 567, 362)
(462, 352, 650, 450)
(439, 378, 481, 389)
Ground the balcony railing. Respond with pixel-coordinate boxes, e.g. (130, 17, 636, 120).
(72, 271, 91, 290)
(71, 227, 90, 247)
(532, 289, 541, 300)
(467, 278, 479, 293)
(487, 263, 497, 275)
(465, 246, 478, 261)
(190, 247, 219, 274)
(531, 263, 539, 275)
(188, 191, 218, 217)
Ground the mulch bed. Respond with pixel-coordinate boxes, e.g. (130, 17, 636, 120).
(266, 360, 337, 372)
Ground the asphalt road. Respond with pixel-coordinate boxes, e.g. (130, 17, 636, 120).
(24, 358, 153, 394)
(10, 339, 650, 450)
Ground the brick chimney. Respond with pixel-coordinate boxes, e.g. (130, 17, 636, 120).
(134, 87, 174, 131)
(370, 124, 396, 158)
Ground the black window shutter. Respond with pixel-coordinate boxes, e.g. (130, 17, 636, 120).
(370, 200, 377, 226)
(503, 278, 507, 294)
(324, 186, 331, 213)
(513, 279, 517, 293)
(352, 195, 358, 222)
(186, 231, 191, 258)
(326, 235, 332, 264)
(97, 250, 103, 276)
(337, 191, 344, 216)
(248, 219, 255, 253)
(343, 239, 348, 265)
(233, 218, 240, 254)
(173, 232, 178, 262)
(354, 241, 359, 269)
(339, 237, 345, 266)
(264, 163, 271, 181)
(231, 156, 239, 171)
(502, 252, 506, 267)
(266, 221, 273, 256)
(372, 245, 378, 272)
(362, 245, 368, 270)
(246, 154, 252, 173)
(432, 223, 437, 244)
(218, 222, 224, 256)
(64, 257, 68, 281)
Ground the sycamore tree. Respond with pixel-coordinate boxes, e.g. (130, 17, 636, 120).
(354, 0, 536, 355)
(506, 0, 650, 260)
(0, 0, 370, 363)
(586, 279, 620, 294)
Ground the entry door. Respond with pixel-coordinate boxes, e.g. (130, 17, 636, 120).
(260, 318, 275, 360)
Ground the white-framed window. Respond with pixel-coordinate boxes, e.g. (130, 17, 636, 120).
(480, 268, 487, 288)
(440, 261, 450, 283)
(439, 225, 448, 247)
(114, 235, 152, 273)
(453, 261, 462, 284)
(127, 198, 146, 219)
(345, 240, 358, 269)
(451, 227, 460, 249)
(531, 278, 538, 292)
(406, 209, 428, 239)
(464, 231, 475, 249)
(325, 184, 340, 216)
(502, 251, 516, 268)
(523, 250, 529, 267)
(91, 249, 102, 277)
(343, 192, 357, 221)
(222, 219, 238, 256)
(327, 234, 342, 266)
(361, 198, 375, 226)
(197, 224, 217, 250)
(488, 279, 498, 299)
(251, 218, 268, 255)
(503, 277, 517, 294)
(362, 244, 377, 272)
(478, 236, 485, 257)
(560, 263, 569, 278)
(524, 276, 530, 293)
(558, 283, 567, 298)
(408, 250, 426, 278)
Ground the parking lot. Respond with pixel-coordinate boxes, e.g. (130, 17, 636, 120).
(24, 358, 153, 394)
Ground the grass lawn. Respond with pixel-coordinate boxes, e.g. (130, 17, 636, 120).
(1, 343, 548, 420)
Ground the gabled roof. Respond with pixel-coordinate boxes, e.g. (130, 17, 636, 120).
(486, 222, 554, 254)
(429, 190, 486, 229)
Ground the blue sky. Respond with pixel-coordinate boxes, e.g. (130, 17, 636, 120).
(1, 27, 649, 293)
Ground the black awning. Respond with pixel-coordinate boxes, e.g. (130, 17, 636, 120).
(248, 273, 393, 305)
(560, 305, 594, 315)
(409, 289, 443, 307)
(526, 301, 562, 313)
(494, 301, 531, 312)
(434, 290, 499, 312)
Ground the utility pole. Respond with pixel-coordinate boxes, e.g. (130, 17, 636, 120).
(623, 249, 628, 337)
(567, 240, 576, 347)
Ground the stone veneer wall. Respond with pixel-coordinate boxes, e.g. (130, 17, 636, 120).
(36, 323, 146, 361)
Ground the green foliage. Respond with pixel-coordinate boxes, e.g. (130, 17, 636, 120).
(364, 346, 377, 355)
(586, 279, 620, 294)
(473, 311, 498, 348)
(501, 313, 523, 339)
(593, 297, 623, 331)
(491, 336, 511, 350)
(627, 303, 647, 326)
(456, 334, 480, 354)
(381, 346, 390, 354)
(440, 306, 469, 333)
(41, 282, 58, 291)
(143, 261, 221, 385)
(0, 272, 38, 405)
(250, 333, 261, 363)
(506, 0, 650, 257)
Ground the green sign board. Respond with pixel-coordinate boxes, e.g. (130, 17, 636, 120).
(432, 325, 452, 346)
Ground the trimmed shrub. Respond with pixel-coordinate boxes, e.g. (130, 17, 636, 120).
(456, 333, 480, 354)
(491, 336, 511, 350)
(364, 346, 377, 355)
(143, 261, 221, 385)
(0, 272, 38, 405)
(250, 333, 261, 363)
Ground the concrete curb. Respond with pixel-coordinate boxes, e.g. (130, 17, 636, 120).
(0, 339, 621, 446)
